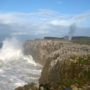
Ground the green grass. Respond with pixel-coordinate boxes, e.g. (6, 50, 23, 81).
(59, 57, 90, 88)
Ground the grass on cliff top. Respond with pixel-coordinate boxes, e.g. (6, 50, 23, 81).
(59, 56, 90, 88)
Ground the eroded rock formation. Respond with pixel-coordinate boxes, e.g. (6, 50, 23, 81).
(18, 39, 90, 90)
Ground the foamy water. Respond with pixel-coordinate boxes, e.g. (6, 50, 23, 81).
(0, 37, 42, 90)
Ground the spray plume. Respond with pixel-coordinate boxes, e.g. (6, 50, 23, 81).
(64, 23, 76, 41)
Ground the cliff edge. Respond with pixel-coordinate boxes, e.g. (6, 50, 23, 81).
(16, 39, 90, 90)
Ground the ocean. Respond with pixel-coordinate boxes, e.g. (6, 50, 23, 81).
(0, 37, 42, 90)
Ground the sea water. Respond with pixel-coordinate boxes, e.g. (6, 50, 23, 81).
(0, 37, 42, 90)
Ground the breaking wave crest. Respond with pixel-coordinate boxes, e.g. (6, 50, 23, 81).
(0, 37, 42, 90)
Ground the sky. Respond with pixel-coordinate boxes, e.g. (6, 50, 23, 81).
(0, 0, 90, 40)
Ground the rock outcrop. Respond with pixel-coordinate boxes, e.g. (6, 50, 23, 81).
(18, 39, 90, 90)
(24, 39, 72, 65)
(24, 39, 90, 65)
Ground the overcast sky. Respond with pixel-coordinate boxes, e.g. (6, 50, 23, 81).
(0, 0, 90, 40)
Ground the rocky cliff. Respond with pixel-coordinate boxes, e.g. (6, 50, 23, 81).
(24, 39, 72, 65)
(17, 39, 90, 90)
(39, 43, 90, 89)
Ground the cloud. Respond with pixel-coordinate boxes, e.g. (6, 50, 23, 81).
(50, 11, 90, 26)
(0, 23, 13, 34)
(0, 9, 90, 41)
(0, 9, 69, 25)
(11, 32, 29, 36)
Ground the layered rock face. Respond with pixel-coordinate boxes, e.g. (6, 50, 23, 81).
(23, 39, 90, 89)
(24, 40, 70, 65)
